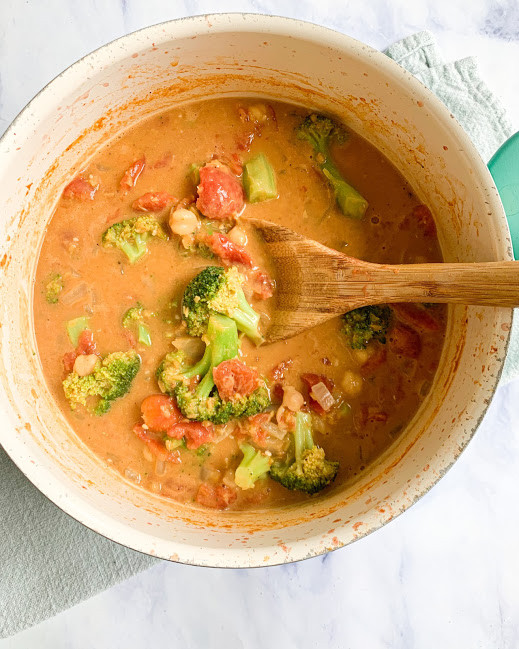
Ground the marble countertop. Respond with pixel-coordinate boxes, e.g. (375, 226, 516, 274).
(2, 1, 519, 647)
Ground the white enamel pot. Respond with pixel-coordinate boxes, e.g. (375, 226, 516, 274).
(0, 14, 513, 566)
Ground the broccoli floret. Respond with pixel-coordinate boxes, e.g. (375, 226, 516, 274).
(296, 114, 368, 219)
(341, 305, 391, 349)
(234, 443, 272, 490)
(157, 313, 270, 424)
(122, 303, 154, 346)
(269, 411, 339, 495)
(182, 266, 263, 344)
(102, 215, 167, 263)
(63, 350, 140, 415)
(44, 273, 64, 304)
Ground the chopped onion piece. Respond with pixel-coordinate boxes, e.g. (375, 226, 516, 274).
(310, 381, 335, 412)
(60, 282, 89, 306)
(155, 459, 166, 476)
(261, 421, 287, 440)
(124, 468, 141, 484)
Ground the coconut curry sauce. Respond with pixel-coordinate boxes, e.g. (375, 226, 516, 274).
(33, 98, 446, 510)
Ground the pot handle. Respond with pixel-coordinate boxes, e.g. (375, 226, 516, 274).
(488, 131, 519, 260)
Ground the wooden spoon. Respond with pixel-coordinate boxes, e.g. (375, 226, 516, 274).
(247, 218, 519, 343)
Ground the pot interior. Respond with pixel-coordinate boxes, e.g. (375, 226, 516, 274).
(0, 16, 512, 566)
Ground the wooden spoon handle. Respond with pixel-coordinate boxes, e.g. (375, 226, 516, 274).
(347, 260, 519, 308)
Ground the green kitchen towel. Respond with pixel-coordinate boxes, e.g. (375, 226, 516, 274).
(385, 31, 517, 382)
(0, 30, 515, 638)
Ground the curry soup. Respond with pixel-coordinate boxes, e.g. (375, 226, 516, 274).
(33, 98, 446, 511)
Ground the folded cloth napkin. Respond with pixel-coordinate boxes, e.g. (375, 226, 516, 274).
(0, 30, 515, 638)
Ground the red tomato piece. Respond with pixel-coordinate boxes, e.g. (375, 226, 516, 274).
(63, 175, 98, 200)
(249, 269, 275, 300)
(388, 323, 422, 359)
(272, 383, 284, 403)
(360, 345, 388, 376)
(133, 424, 181, 463)
(196, 164, 244, 219)
(301, 373, 334, 414)
(204, 233, 253, 267)
(213, 359, 260, 400)
(360, 405, 388, 426)
(132, 191, 175, 212)
(391, 303, 440, 332)
(140, 394, 182, 432)
(166, 422, 214, 450)
(62, 351, 77, 373)
(77, 330, 97, 355)
(412, 204, 436, 237)
(120, 157, 146, 192)
(195, 482, 237, 509)
(270, 359, 293, 382)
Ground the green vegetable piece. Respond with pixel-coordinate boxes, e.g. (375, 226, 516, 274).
(296, 113, 368, 219)
(45, 273, 63, 304)
(62, 350, 140, 415)
(341, 305, 391, 349)
(165, 437, 184, 451)
(138, 323, 152, 346)
(66, 316, 90, 347)
(122, 303, 154, 346)
(188, 162, 202, 186)
(102, 215, 167, 264)
(235, 443, 272, 490)
(269, 411, 339, 495)
(156, 313, 270, 424)
(243, 154, 278, 203)
(182, 265, 263, 344)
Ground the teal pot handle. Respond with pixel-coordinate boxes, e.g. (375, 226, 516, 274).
(488, 131, 519, 260)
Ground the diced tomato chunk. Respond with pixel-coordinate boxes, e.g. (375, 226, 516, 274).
(204, 232, 253, 267)
(270, 359, 293, 382)
(166, 421, 214, 450)
(132, 191, 175, 212)
(195, 482, 237, 509)
(133, 424, 181, 463)
(77, 330, 97, 355)
(249, 269, 275, 299)
(120, 157, 146, 192)
(153, 152, 172, 168)
(63, 175, 98, 200)
(388, 323, 422, 359)
(360, 345, 387, 376)
(196, 164, 244, 219)
(140, 394, 182, 432)
(301, 373, 334, 414)
(391, 303, 440, 332)
(213, 359, 260, 400)
(412, 204, 436, 237)
(272, 383, 284, 403)
(63, 351, 77, 373)
(360, 405, 388, 426)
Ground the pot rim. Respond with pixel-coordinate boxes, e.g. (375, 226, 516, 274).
(0, 13, 512, 567)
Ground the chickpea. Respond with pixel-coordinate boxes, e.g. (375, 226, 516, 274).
(228, 225, 248, 247)
(248, 103, 269, 123)
(352, 348, 370, 365)
(169, 207, 199, 236)
(73, 354, 99, 377)
(341, 370, 363, 397)
(282, 385, 304, 412)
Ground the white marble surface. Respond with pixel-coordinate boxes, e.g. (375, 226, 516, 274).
(2, 0, 519, 647)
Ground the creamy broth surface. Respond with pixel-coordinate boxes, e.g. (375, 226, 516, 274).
(34, 98, 446, 510)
